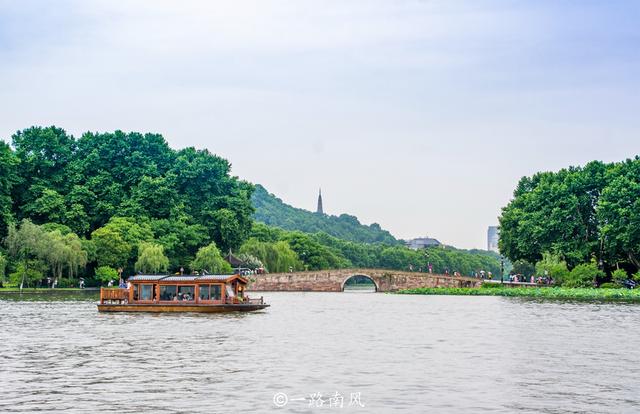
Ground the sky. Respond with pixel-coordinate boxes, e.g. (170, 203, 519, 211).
(0, 0, 639, 249)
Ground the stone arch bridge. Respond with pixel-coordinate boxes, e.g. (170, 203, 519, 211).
(247, 268, 481, 293)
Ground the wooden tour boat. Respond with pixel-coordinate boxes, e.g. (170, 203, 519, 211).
(98, 274, 269, 313)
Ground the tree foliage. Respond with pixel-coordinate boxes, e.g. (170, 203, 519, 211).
(244, 223, 502, 275)
(0, 125, 262, 285)
(239, 238, 302, 272)
(191, 242, 232, 274)
(500, 157, 640, 275)
(5, 126, 254, 251)
(95, 266, 119, 283)
(135, 242, 170, 274)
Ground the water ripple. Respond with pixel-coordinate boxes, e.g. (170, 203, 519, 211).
(1, 293, 639, 413)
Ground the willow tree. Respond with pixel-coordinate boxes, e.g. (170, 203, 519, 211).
(239, 238, 301, 273)
(0, 252, 6, 285)
(134, 242, 169, 274)
(5, 220, 46, 290)
(191, 242, 232, 274)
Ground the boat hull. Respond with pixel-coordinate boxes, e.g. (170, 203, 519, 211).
(97, 303, 270, 313)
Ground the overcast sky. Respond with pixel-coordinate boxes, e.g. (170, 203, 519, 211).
(1, 1, 638, 249)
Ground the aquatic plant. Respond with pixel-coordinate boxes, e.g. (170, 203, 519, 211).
(397, 286, 640, 301)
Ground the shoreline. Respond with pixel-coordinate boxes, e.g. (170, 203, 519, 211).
(396, 287, 640, 301)
(0, 288, 99, 294)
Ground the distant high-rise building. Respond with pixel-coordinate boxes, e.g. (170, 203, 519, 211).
(316, 188, 324, 214)
(487, 226, 499, 252)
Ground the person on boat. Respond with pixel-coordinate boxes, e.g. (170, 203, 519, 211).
(118, 279, 126, 288)
(108, 279, 114, 287)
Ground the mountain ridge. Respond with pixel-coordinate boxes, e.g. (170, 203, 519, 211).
(251, 184, 399, 245)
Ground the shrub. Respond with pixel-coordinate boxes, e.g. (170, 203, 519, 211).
(599, 282, 617, 289)
(535, 252, 570, 284)
(611, 269, 628, 287)
(9, 262, 44, 288)
(563, 262, 603, 288)
(481, 282, 503, 289)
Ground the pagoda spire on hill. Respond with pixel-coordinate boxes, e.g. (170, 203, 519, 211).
(316, 188, 324, 215)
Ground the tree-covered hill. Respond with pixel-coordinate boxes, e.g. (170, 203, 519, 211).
(251, 184, 399, 244)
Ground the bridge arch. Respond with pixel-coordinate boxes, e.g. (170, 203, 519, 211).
(341, 274, 379, 292)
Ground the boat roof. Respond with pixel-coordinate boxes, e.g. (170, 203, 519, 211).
(127, 274, 247, 283)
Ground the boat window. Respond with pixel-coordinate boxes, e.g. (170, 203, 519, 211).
(160, 285, 178, 301)
(133, 284, 139, 300)
(140, 284, 153, 301)
(199, 285, 210, 300)
(211, 284, 222, 301)
(177, 285, 195, 301)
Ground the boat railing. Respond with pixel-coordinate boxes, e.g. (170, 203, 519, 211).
(100, 287, 129, 304)
(244, 296, 264, 305)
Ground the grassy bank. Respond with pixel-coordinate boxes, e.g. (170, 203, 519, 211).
(397, 286, 640, 301)
(0, 287, 98, 292)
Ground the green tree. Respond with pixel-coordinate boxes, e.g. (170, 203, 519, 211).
(5, 220, 47, 289)
(499, 162, 608, 267)
(9, 261, 46, 288)
(95, 266, 119, 284)
(42, 230, 88, 280)
(150, 218, 209, 269)
(0, 252, 7, 285)
(511, 260, 535, 277)
(239, 238, 302, 272)
(91, 227, 130, 269)
(499, 157, 640, 274)
(283, 232, 350, 270)
(0, 141, 18, 238)
(135, 242, 170, 274)
(11, 126, 75, 221)
(597, 159, 640, 269)
(91, 217, 154, 271)
(5, 126, 256, 268)
(237, 253, 264, 270)
(191, 242, 232, 274)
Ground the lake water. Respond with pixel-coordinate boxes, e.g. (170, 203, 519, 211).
(1, 292, 639, 413)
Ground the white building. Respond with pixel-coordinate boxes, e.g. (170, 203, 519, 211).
(406, 237, 441, 250)
(487, 226, 499, 253)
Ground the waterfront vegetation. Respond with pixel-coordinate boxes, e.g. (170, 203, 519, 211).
(1, 126, 637, 290)
(398, 285, 640, 301)
(499, 157, 640, 285)
(0, 126, 502, 288)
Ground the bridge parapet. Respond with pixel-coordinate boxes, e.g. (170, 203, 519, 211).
(246, 268, 481, 292)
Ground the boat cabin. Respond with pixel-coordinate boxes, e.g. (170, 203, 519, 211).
(101, 274, 250, 305)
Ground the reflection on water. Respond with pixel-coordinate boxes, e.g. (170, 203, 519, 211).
(1, 292, 640, 413)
